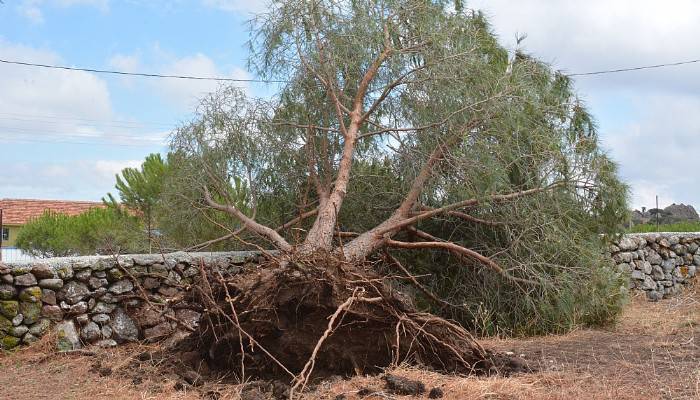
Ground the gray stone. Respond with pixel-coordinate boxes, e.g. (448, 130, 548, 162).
(634, 260, 652, 274)
(0, 274, 12, 284)
(75, 269, 92, 281)
(80, 321, 101, 342)
(93, 271, 107, 278)
(95, 339, 117, 348)
(88, 277, 108, 289)
(56, 320, 81, 351)
(14, 273, 37, 286)
(59, 281, 90, 305)
(687, 242, 699, 254)
(616, 263, 631, 273)
(29, 319, 51, 336)
(687, 265, 697, 277)
(92, 313, 110, 324)
(22, 333, 39, 344)
(673, 244, 687, 255)
(618, 237, 637, 251)
(75, 314, 90, 325)
(651, 265, 665, 280)
(19, 286, 42, 303)
(668, 235, 680, 246)
(91, 261, 108, 272)
(107, 268, 124, 282)
(93, 302, 117, 314)
(144, 322, 172, 340)
(42, 289, 57, 305)
(19, 301, 41, 324)
(10, 325, 29, 337)
(30, 264, 55, 279)
(646, 252, 663, 265)
(142, 277, 160, 289)
(693, 255, 700, 266)
(10, 265, 32, 276)
(659, 280, 673, 287)
(149, 264, 168, 277)
(55, 264, 74, 280)
(110, 308, 138, 342)
(0, 284, 16, 300)
(631, 270, 645, 280)
(158, 286, 179, 297)
(167, 271, 182, 284)
(101, 325, 112, 338)
(100, 293, 118, 303)
(661, 259, 676, 273)
(182, 267, 198, 278)
(41, 305, 63, 321)
(38, 278, 63, 290)
(646, 290, 663, 302)
(175, 309, 201, 329)
(12, 314, 23, 326)
(641, 275, 656, 290)
(68, 301, 88, 314)
(108, 279, 134, 294)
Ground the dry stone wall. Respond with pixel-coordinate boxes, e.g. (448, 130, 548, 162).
(0, 251, 262, 350)
(610, 233, 699, 301)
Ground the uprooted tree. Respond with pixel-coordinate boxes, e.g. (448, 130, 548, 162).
(168, 0, 628, 388)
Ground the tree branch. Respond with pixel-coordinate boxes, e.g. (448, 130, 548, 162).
(385, 235, 538, 285)
(375, 182, 567, 236)
(203, 187, 292, 251)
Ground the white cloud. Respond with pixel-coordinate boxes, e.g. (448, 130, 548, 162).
(155, 53, 251, 110)
(201, 0, 267, 14)
(466, 1, 700, 210)
(107, 50, 251, 110)
(17, 0, 109, 23)
(0, 160, 141, 201)
(0, 39, 169, 147)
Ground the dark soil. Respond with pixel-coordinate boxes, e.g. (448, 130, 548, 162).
(182, 255, 504, 380)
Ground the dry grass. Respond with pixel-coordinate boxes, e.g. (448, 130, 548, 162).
(1, 286, 698, 400)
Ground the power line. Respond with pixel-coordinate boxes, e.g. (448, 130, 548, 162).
(2, 55, 699, 85)
(0, 112, 174, 127)
(0, 58, 287, 83)
(569, 58, 700, 76)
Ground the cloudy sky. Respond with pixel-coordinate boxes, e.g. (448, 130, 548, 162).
(0, 1, 698, 210)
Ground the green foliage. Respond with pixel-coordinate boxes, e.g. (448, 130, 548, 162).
(167, 0, 630, 335)
(104, 153, 168, 238)
(15, 208, 146, 257)
(628, 221, 700, 233)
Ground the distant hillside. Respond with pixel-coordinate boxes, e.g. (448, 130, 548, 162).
(631, 203, 699, 225)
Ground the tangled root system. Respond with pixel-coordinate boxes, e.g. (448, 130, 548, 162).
(187, 253, 495, 385)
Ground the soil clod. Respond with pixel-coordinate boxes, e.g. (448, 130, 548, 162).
(383, 373, 426, 395)
(428, 387, 445, 399)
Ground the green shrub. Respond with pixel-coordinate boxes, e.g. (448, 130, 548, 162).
(15, 208, 146, 257)
(628, 221, 700, 233)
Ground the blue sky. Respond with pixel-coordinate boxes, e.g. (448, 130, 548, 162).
(1, 0, 699, 210)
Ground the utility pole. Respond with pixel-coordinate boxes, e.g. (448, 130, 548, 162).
(656, 195, 660, 232)
(0, 208, 3, 262)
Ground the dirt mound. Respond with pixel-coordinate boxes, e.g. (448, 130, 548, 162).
(182, 255, 501, 384)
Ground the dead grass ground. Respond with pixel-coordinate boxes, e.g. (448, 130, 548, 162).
(1, 287, 698, 400)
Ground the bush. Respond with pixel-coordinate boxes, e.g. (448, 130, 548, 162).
(628, 221, 700, 233)
(15, 208, 147, 258)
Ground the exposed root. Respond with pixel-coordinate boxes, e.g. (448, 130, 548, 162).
(183, 252, 497, 393)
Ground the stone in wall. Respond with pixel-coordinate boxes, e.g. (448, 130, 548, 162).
(611, 233, 699, 301)
(0, 251, 262, 350)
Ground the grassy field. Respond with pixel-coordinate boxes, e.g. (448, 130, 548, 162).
(1, 286, 698, 400)
(628, 221, 700, 233)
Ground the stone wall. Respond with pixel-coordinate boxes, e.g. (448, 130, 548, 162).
(0, 251, 262, 350)
(610, 233, 699, 301)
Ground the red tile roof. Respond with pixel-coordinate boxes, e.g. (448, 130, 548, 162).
(0, 198, 104, 225)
